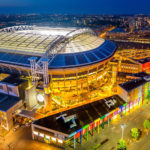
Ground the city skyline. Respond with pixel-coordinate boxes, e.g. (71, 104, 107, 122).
(0, 0, 149, 15)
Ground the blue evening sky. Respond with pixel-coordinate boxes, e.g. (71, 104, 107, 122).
(0, 0, 149, 14)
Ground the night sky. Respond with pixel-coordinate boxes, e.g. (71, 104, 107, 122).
(0, 0, 149, 14)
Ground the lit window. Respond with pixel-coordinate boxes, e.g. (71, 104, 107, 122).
(58, 139, 63, 143)
(46, 135, 50, 139)
(51, 137, 56, 142)
(39, 133, 44, 137)
(33, 131, 38, 136)
(113, 115, 117, 120)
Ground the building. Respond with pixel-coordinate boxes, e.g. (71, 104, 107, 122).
(0, 26, 117, 114)
(118, 72, 150, 109)
(32, 95, 126, 149)
(0, 25, 150, 148)
(0, 93, 22, 130)
(0, 74, 27, 130)
(134, 57, 150, 73)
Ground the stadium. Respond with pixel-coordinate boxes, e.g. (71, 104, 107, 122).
(0, 26, 117, 113)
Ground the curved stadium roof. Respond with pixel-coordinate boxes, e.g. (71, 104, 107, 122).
(0, 26, 117, 69)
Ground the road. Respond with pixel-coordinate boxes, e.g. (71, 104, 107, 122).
(0, 126, 61, 150)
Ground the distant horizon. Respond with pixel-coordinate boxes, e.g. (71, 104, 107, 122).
(0, 5, 149, 16)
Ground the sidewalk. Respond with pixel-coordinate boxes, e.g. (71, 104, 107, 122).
(80, 103, 150, 150)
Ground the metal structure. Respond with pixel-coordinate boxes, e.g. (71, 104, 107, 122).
(28, 27, 97, 87)
(0, 25, 34, 33)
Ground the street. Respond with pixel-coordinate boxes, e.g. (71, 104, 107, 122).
(0, 126, 61, 150)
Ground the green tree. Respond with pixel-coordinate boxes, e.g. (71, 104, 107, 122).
(131, 128, 139, 140)
(117, 139, 126, 150)
(144, 120, 150, 135)
(144, 120, 150, 129)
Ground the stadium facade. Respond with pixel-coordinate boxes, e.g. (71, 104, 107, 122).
(0, 26, 117, 116)
(1, 26, 150, 148)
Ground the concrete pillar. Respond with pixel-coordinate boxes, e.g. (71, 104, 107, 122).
(44, 93, 52, 112)
(31, 125, 34, 140)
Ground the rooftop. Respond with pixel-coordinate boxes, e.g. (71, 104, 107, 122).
(0, 26, 117, 69)
(1, 74, 27, 86)
(0, 40, 116, 69)
(0, 93, 20, 112)
(134, 57, 150, 64)
(119, 78, 147, 92)
(0, 26, 104, 55)
(33, 95, 125, 136)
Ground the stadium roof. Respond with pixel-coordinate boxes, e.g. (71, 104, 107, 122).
(0, 26, 117, 69)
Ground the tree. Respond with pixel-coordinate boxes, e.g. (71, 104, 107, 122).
(144, 120, 150, 129)
(117, 139, 126, 150)
(144, 120, 150, 135)
(131, 128, 139, 140)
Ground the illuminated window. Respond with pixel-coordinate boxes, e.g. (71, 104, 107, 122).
(33, 131, 38, 136)
(46, 135, 50, 139)
(51, 137, 56, 142)
(58, 139, 63, 143)
(39, 133, 44, 137)
(113, 115, 117, 120)
(0, 85, 3, 90)
(8, 87, 12, 92)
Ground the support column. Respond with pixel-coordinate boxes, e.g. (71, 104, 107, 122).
(31, 125, 34, 140)
(98, 121, 100, 134)
(92, 124, 94, 136)
(44, 93, 52, 112)
(102, 118, 104, 129)
(107, 115, 109, 127)
(121, 108, 122, 118)
(74, 135, 76, 149)
(80, 131, 82, 144)
(124, 103, 127, 116)
(86, 128, 88, 141)
(120, 107, 123, 118)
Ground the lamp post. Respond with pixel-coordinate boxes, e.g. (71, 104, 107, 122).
(121, 124, 125, 150)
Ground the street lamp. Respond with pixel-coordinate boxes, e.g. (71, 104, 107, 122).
(121, 124, 125, 150)
(121, 124, 125, 140)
